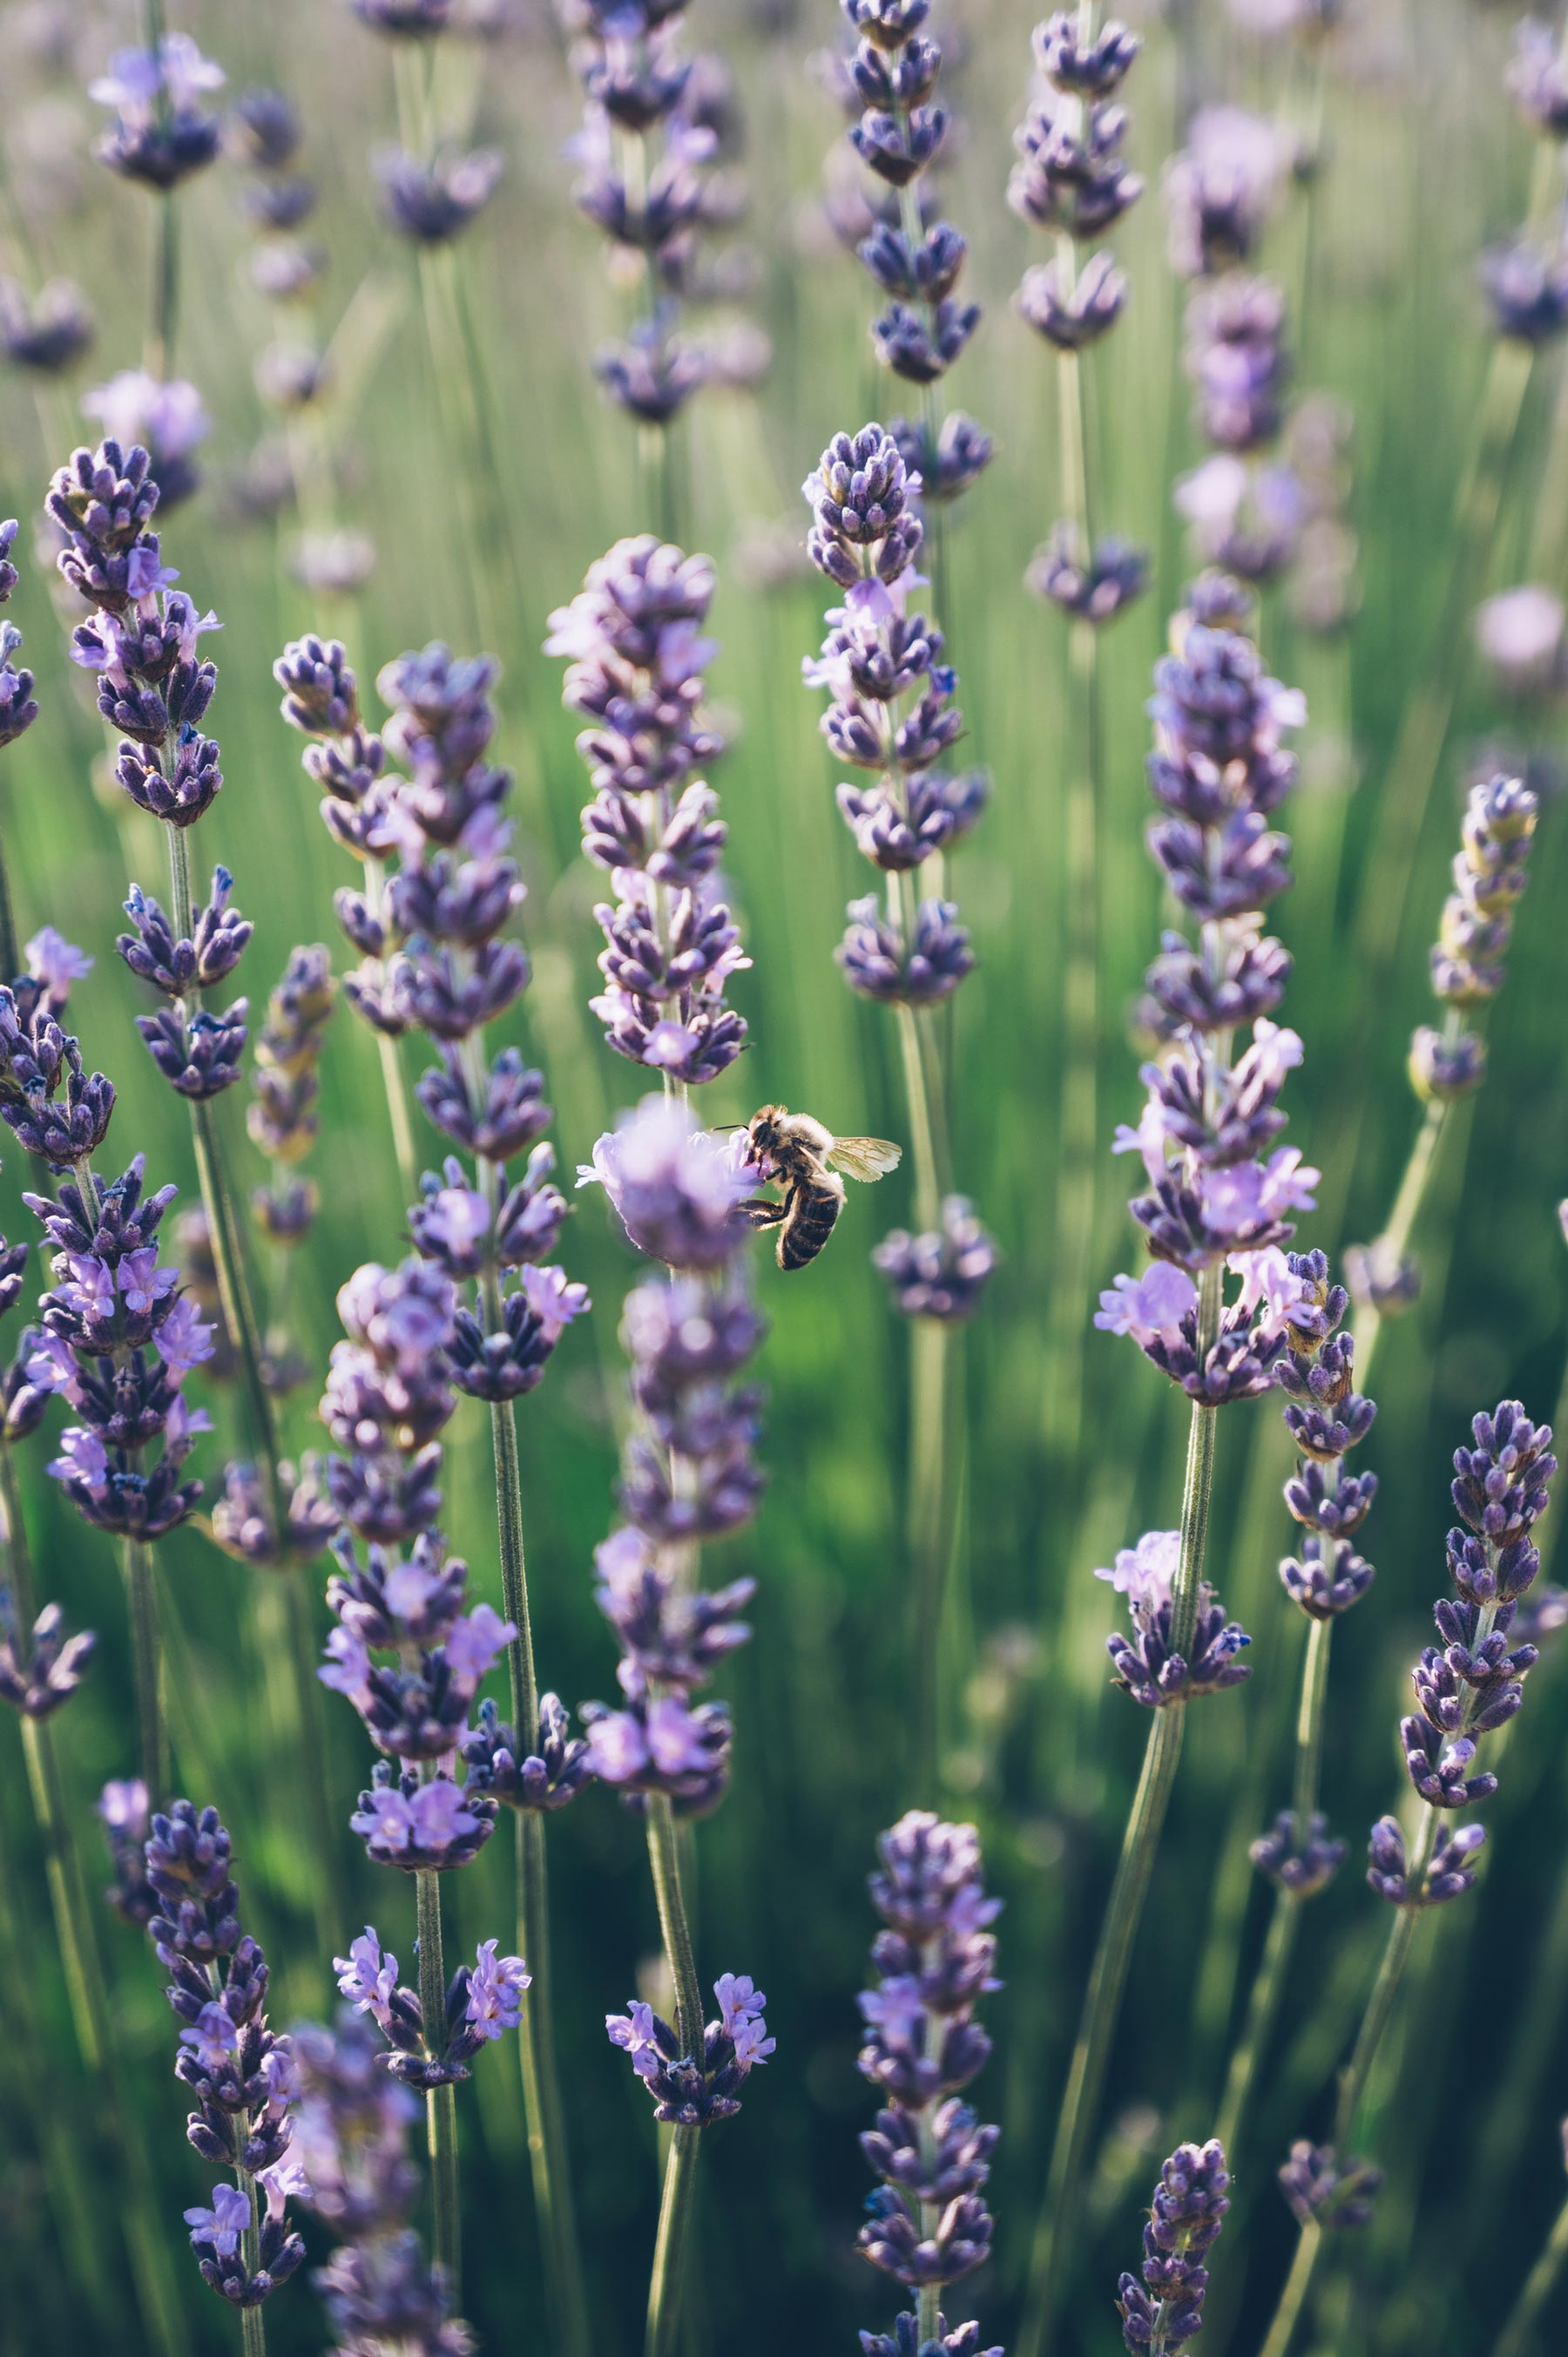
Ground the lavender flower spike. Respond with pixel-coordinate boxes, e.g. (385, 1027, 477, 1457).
(142, 1801, 306, 2309)
(857, 1812, 1002, 2354)
(1116, 2139, 1230, 2352)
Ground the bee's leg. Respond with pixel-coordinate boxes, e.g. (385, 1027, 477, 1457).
(737, 1196, 787, 1230)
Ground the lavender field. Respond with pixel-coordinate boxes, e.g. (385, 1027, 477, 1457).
(2, 1, 1567, 2352)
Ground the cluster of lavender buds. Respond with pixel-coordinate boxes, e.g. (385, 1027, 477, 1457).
(578, 1097, 764, 1812)
(801, 426, 998, 1318)
(562, 0, 754, 423)
(143, 1802, 305, 2311)
(91, 33, 226, 193)
(834, 0, 990, 505)
(1409, 773, 1537, 1105)
(98, 1777, 157, 1927)
(547, 536, 750, 1084)
(24, 1149, 215, 1541)
(1, 1192, 97, 1719)
(335, 1921, 530, 2088)
(855, 1813, 1002, 2348)
(1344, 773, 1538, 1324)
(1096, 1528, 1249, 1709)
(349, 0, 502, 247)
(1486, 20, 1568, 342)
(606, 1970, 774, 2123)
(292, 2011, 474, 2351)
(1013, 12, 1146, 622)
(1097, 579, 1317, 1404)
(1276, 2141, 1382, 2234)
(0, 277, 95, 377)
(1115, 2140, 1230, 2353)
(316, 1257, 502, 1870)
(227, 86, 327, 312)
(1159, 105, 1309, 588)
(0, 939, 114, 1170)
(49, 439, 253, 1102)
(1249, 1253, 1376, 1898)
(1369, 1400, 1556, 1909)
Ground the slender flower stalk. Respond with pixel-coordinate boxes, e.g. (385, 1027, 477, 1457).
(580, 1098, 774, 2357)
(1116, 2139, 1231, 2354)
(836, 0, 994, 605)
(355, 638, 593, 2354)
(142, 1801, 308, 2346)
(560, 0, 758, 518)
(1012, 10, 1147, 1473)
(1020, 574, 1313, 2357)
(855, 1812, 1003, 2357)
(1345, 772, 1538, 1373)
(1215, 1250, 1375, 2157)
(799, 427, 997, 1793)
(291, 2008, 475, 2356)
(319, 1255, 540, 2299)
(88, 18, 224, 380)
(1, 919, 213, 1798)
(1255, 1400, 1556, 2357)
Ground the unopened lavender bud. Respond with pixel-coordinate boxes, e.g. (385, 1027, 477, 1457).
(1017, 249, 1127, 349)
(838, 895, 973, 1005)
(873, 1197, 998, 1320)
(1482, 240, 1568, 343)
(0, 280, 95, 374)
(1250, 1809, 1345, 1896)
(136, 1003, 249, 1100)
(1278, 2143, 1381, 2230)
(1027, 526, 1148, 624)
(373, 145, 503, 243)
(1116, 2140, 1229, 2354)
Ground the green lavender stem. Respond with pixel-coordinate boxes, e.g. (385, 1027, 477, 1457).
(238, 2171, 267, 2357)
(1351, 1093, 1447, 1379)
(1214, 1886, 1300, 2158)
(1019, 1268, 1223, 2357)
(896, 994, 954, 1795)
(470, 1122, 591, 2357)
(643, 1791, 706, 2357)
(645, 2124, 702, 2357)
(1254, 1815, 1437, 2357)
(1491, 2185, 1568, 2357)
(416, 1862, 462, 2294)
(123, 1532, 167, 1800)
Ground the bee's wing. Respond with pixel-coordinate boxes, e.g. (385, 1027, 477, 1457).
(827, 1135, 903, 1182)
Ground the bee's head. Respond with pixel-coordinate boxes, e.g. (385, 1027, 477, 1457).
(747, 1106, 783, 1153)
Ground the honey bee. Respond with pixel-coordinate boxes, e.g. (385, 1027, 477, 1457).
(738, 1106, 902, 1270)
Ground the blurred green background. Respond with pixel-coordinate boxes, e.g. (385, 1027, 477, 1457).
(2, 0, 1567, 2350)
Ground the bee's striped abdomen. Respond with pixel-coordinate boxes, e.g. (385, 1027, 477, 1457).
(779, 1183, 842, 1270)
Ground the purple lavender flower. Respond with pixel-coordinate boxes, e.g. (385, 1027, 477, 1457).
(143, 1801, 305, 2306)
(333, 1921, 528, 2086)
(857, 1812, 1001, 2349)
(1098, 1527, 1251, 1706)
(1116, 2140, 1230, 2352)
(1277, 2142, 1381, 2231)
(373, 145, 502, 242)
(578, 1094, 755, 1271)
(460, 1692, 597, 1812)
(1164, 106, 1288, 279)
(98, 1776, 157, 1925)
(606, 1973, 774, 2123)
(548, 536, 751, 1084)
(0, 279, 95, 374)
(0, 1597, 96, 1717)
(91, 36, 226, 192)
(292, 2010, 476, 2347)
(873, 1197, 997, 1319)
